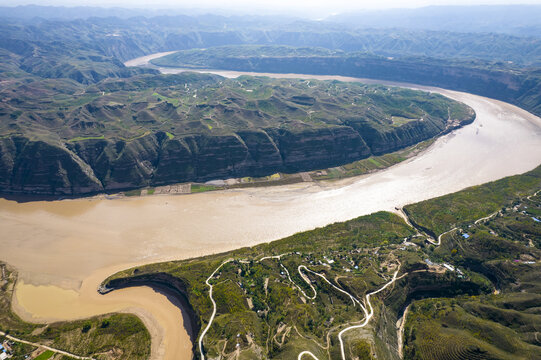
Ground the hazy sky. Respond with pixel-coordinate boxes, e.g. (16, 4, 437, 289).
(2, 0, 541, 16)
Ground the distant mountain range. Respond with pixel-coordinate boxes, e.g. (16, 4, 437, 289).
(328, 5, 541, 37)
(0, 7, 540, 195)
(1, 14, 541, 66)
(2, 4, 541, 37)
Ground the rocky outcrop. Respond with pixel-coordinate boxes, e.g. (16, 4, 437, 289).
(345, 118, 448, 155)
(0, 136, 103, 194)
(0, 109, 473, 195)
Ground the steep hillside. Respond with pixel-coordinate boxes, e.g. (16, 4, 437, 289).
(3, 17, 541, 65)
(102, 165, 541, 359)
(0, 73, 474, 195)
(153, 45, 541, 118)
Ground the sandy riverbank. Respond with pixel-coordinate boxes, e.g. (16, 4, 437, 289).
(12, 264, 192, 360)
(1, 58, 541, 359)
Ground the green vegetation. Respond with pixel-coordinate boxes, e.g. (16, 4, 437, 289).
(152, 45, 343, 68)
(152, 92, 180, 107)
(404, 165, 541, 235)
(107, 211, 419, 359)
(153, 33, 541, 68)
(0, 71, 473, 195)
(0, 263, 151, 360)
(104, 164, 541, 359)
(0, 10, 540, 360)
(1, 12, 541, 199)
(106, 137, 434, 197)
(151, 45, 541, 119)
(124, 189, 142, 197)
(311, 138, 436, 181)
(401, 166, 541, 360)
(34, 351, 54, 360)
(404, 293, 541, 360)
(182, 137, 433, 189)
(1, 73, 471, 143)
(68, 135, 105, 142)
(191, 184, 221, 193)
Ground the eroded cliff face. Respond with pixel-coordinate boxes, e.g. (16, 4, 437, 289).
(0, 137, 104, 194)
(0, 112, 473, 195)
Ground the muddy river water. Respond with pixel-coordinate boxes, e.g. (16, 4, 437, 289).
(1, 53, 541, 359)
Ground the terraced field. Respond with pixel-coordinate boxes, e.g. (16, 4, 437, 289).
(403, 169, 541, 360)
(102, 165, 541, 359)
(0, 72, 474, 195)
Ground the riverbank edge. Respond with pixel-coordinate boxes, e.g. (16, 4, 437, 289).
(0, 108, 474, 202)
(99, 272, 200, 354)
(99, 163, 541, 359)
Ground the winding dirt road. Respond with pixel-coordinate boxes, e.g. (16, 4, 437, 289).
(0, 331, 95, 360)
(1, 53, 540, 360)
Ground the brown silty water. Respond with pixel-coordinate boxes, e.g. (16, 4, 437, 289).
(1, 54, 541, 360)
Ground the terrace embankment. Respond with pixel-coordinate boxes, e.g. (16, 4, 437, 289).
(3, 75, 541, 360)
(0, 74, 474, 196)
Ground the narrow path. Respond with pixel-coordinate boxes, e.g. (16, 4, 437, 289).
(298, 266, 364, 309)
(298, 350, 320, 360)
(0, 331, 94, 360)
(396, 208, 416, 230)
(199, 254, 369, 360)
(389, 207, 515, 359)
(295, 267, 404, 360)
(397, 304, 411, 359)
(338, 270, 403, 360)
(527, 189, 541, 201)
(431, 207, 501, 245)
(198, 249, 403, 360)
(332, 206, 505, 360)
(199, 254, 290, 359)
(199, 205, 514, 360)
(434, 227, 457, 246)
(398, 206, 453, 246)
(281, 264, 315, 300)
(474, 211, 500, 224)
(198, 259, 233, 360)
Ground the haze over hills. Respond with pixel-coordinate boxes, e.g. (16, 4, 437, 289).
(2, 9, 541, 66)
(0, 4, 540, 360)
(328, 5, 541, 37)
(1, 5, 541, 196)
(2, 4, 541, 38)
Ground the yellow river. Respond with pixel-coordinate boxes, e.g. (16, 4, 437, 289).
(1, 54, 541, 359)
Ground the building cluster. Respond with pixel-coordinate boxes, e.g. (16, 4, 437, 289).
(0, 340, 13, 359)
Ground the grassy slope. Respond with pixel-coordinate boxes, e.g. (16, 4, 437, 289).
(0, 72, 473, 143)
(404, 165, 541, 235)
(402, 166, 541, 360)
(107, 212, 419, 359)
(105, 165, 541, 360)
(152, 45, 523, 70)
(4, 18, 541, 65)
(151, 44, 541, 120)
